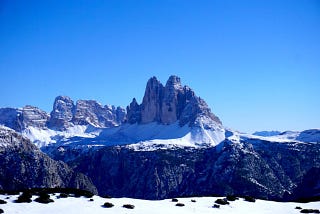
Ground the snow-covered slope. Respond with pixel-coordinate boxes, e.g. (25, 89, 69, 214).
(1, 75, 227, 149)
(99, 118, 225, 148)
(1, 194, 319, 214)
(22, 125, 101, 147)
(20, 123, 319, 152)
(245, 129, 320, 144)
(26, 120, 225, 150)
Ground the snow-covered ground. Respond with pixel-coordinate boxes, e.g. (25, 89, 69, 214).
(0, 194, 319, 214)
(22, 121, 226, 150)
(20, 121, 319, 152)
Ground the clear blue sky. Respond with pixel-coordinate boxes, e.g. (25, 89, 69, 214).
(0, 0, 319, 133)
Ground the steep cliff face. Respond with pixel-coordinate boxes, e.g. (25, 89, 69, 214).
(161, 76, 182, 124)
(21, 105, 49, 129)
(48, 96, 75, 130)
(126, 98, 141, 124)
(46, 96, 126, 130)
(0, 126, 97, 194)
(140, 77, 164, 124)
(127, 75, 221, 127)
(0, 106, 49, 131)
(73, 100, 125, 128)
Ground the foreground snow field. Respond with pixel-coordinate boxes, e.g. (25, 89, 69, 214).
(0, 194, 319, 214)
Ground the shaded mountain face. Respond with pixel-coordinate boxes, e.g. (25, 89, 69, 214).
(0, 126, 97, 194)
(53, 138, 320, 201)
(127, 76, 221, 126)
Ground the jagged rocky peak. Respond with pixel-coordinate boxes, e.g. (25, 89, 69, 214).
(73, 100, 126, 127)
(114, 106, 126, 124)
(48, 96, 126, 130)
(21, 105, 49, 129)
(73, 99, 103, 126)
(127, 75, 222, 127)
(140, 76, 164, 123)
(161, 75, 183, 124)
(127, 98, 141, 124)
(48, 96, 75, 130)
(0, 106, 49, 131)
(165, 75, 182, 90)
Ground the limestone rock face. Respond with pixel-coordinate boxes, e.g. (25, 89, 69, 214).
(140, 77, 164, 124)
(179, 93, 222, 126)
(0, 106, 49, 131)
(47, 96, 126, 130)
(20, 105, 49, 129)
(48, 96, 75, 130)
(115, 106, 126, 124)
(73, 100, 125, 127)
(126, 98, 141, 124)
(161, 76, 183, 124)
(0, 96, 126, 132)
(1, 75, 221, 131)
(128, 75, 221, 127)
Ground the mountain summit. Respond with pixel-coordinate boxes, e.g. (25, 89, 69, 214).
(128, 75, 221, 126)
(0, 75, 225, 148)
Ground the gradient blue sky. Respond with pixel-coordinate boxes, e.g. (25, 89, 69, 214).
(0, 0, 319, 133)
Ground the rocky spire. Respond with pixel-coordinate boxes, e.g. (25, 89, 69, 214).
(126, 98, 141, 124)
(140, 77, 164, 124)
(133, 75, 222, 126)
(161, 75, 183, 124)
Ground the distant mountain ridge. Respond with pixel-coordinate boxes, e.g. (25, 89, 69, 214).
(0, 75, 225, 148)
(0, 75, 220, 130)
(253, 131, 281, 137)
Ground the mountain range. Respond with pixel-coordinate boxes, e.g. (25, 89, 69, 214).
(0, 75, 319, 201)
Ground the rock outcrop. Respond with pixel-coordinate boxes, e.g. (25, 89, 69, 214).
(126, 98, 141, 124)
(0, 126, 97, 194)
(47, 96, 75, 130)
(140, 77, 164, 124)
(0, 96, 126, 131)
(127, 75, 221, 126)
(161, 75, 182, 124)
(0, 106, 49, 131)
(73, 100, 126, 128)
(1, 75, 221, 131)
(20, 105, 49, 129)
